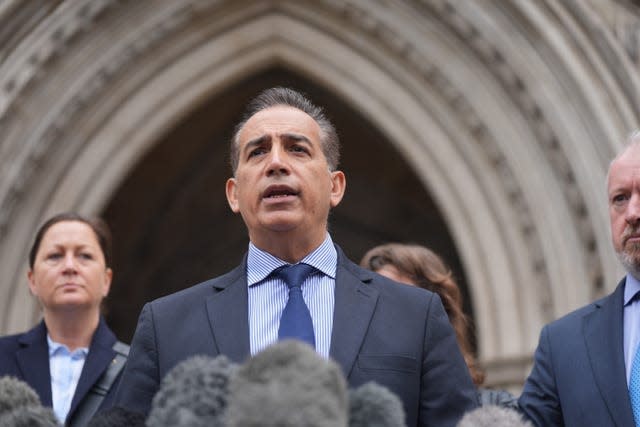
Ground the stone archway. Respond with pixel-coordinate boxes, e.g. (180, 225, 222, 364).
(100, 67, 473, 349)
(1, 0, 639, 388)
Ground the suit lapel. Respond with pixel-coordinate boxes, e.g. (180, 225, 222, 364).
(584, 279, 635, 426)
(67, 318, 116, 419)
(205, 263, 251, 363)
(16, 321, 52, 406)
(329, 249, 379, 377)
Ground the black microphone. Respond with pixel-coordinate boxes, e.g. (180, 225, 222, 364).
(457, 405, 533, 427)
(225, 340, 349, 427)
(146, 355, 236, 427)
(348, 382, 406, 427)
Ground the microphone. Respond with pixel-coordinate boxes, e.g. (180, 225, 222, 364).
(0, 376, 41, 415)
(87, 406, 146, 427)
(0, 376, 59, 426)
(0, 405, 60, 427)
(146, 355, 236, 427)
(348, 382, 406, 427)
(225, 340, 349, 427)
(457, 405, 533, 427)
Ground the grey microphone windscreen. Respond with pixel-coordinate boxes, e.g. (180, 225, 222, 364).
(146, 354, 236, 427)
(87, 406, 146, 427)
(348, 382, 406, 427)
(0, 405, 59, 427)
(0, 376, 42, 416)
(225, 340, 349, 427)
(457, 405, 533, 427)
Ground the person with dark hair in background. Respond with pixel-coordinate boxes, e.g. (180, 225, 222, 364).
(0, 213, 129, 427)
(361, 243, 516, 408)
(115, 87, 478, 426)
(518, 131, 640, 426)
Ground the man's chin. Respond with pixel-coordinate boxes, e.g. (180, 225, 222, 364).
(258, 213, 303, 232)
(618, 250, 640, 279)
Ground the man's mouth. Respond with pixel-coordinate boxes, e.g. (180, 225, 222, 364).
(263, 185, 299, 199)
(627, 235, 640, 244)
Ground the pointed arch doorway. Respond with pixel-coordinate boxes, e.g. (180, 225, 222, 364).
(102, 68, 473, 348)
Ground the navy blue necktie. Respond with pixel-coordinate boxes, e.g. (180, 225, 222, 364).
(276, 263, 315, 348)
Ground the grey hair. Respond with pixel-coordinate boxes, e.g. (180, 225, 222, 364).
(229, 87, 340, 174)
(607, 129, 640, 188)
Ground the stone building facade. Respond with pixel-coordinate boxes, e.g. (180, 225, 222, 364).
(1, 0, 640, 389)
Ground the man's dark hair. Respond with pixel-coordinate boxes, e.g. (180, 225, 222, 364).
(28, 212, 113, 268)
(230, 87, 340, 174)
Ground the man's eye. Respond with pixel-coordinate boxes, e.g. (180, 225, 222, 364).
(47, 253, 62, 260)
(612, 194, 629, 204)
(290, 145, 308, 153)
(248, 148, 266, 158)
(79, 253, 93, 260)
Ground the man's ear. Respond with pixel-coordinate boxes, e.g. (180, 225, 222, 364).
(329, 170, 346, 208)
(226, 178, 240, 213)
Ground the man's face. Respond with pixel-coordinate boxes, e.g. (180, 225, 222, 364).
(608, 145, 640, 275)
(226, 106, 345, 246)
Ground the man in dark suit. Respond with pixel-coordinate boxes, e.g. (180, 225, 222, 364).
(519, 132, 640, 426)
(115, 87, 478, 426)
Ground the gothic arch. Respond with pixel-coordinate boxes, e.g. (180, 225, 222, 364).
(1, 0, 638, 387)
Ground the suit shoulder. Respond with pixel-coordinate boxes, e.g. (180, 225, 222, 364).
(544, 293, 611, 333)
(0, 322, 45, 350)
(0, 332, 22, 350)
(148, 264, 244, 309)
(341, 255, 434, 301)
(0, 332, 27, 373)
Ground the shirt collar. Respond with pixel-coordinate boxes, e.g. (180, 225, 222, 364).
(624, 274, 640, 306)
(47, 334, 89, 357)
(246, 234, 337, 286)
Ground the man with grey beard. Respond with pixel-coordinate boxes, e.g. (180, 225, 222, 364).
(519, 131, 640, 427)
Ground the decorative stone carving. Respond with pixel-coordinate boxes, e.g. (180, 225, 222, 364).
(0, 1, 196, 237)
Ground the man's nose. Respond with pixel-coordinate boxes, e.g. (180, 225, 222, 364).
(266, 145, 289, 176)
(627, 194, 640, 224)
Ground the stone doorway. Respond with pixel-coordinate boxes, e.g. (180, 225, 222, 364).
(102, 68, 473, 344)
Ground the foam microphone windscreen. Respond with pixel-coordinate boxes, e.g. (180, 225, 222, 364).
(457, 405, 533, 427)
(0, 405, 60, 427)
(348, 382, 406, 427)
(225, 340, 349, 427)
(146, 354, 236, 427)
(0, 376, 42, 416)
(0, 376, 58, 426)
(86, 406, 146, 427)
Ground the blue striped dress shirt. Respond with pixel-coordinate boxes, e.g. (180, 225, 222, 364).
(247, 234, 336, 358)
(624, 274, 640, 384)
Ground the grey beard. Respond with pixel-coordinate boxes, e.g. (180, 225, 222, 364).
(617, 246, 640, 280)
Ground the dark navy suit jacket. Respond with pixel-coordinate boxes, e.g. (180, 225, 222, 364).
(519, 279, 635, 426)
(0, 317, 121, 426)
(115, 246, 478, 427)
